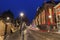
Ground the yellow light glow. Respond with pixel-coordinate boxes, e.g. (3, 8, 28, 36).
(49, 15, 52, 18)
(7, 17, 10, 20)
(20, 12, 24, 17)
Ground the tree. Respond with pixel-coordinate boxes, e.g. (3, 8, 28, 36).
(2, 10, 14, 23)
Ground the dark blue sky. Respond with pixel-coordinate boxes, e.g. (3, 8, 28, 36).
(0, 0, 58, 22)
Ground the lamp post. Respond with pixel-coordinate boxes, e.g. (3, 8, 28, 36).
(20, 12, 24, 33)
(48, 15, 52, 32)
(20, 12, 24, 40)
(4, 17, 10, 40)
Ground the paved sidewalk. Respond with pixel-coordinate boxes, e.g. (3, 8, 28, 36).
(53, 32, 60, 34)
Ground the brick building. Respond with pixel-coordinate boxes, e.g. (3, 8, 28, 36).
(54, 3, 60, 32)
(32, 1, 60, 32)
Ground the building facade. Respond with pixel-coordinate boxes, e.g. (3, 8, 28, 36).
(54, 3, 60, 32)
(0, 10, 15, 40)
(32, 1, 59, 32)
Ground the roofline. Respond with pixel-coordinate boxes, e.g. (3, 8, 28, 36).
(54, 3, 60, 8)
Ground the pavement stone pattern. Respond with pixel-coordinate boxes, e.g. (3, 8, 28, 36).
(5, 28, 60, 40)
(28, 29, 60, 40)
(5, 30, 21, 40)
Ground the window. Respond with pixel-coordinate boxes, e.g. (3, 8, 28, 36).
(58, 15, 60, 20)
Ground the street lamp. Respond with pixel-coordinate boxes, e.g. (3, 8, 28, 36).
(4, 17, 10, 40)
(6, 17, 10, 24)
(20, 12, 24, 33)
(20, 12, 24, 40)
(48, 15, 52, 32)
(20, 12, 24, 17)
(49, 15, 52, 18)
(7, 17, 10, 20)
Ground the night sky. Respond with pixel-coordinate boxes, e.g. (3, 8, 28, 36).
(0, 0, 59, 22)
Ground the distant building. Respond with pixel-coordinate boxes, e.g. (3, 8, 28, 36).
(32, 1, 60, 32)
